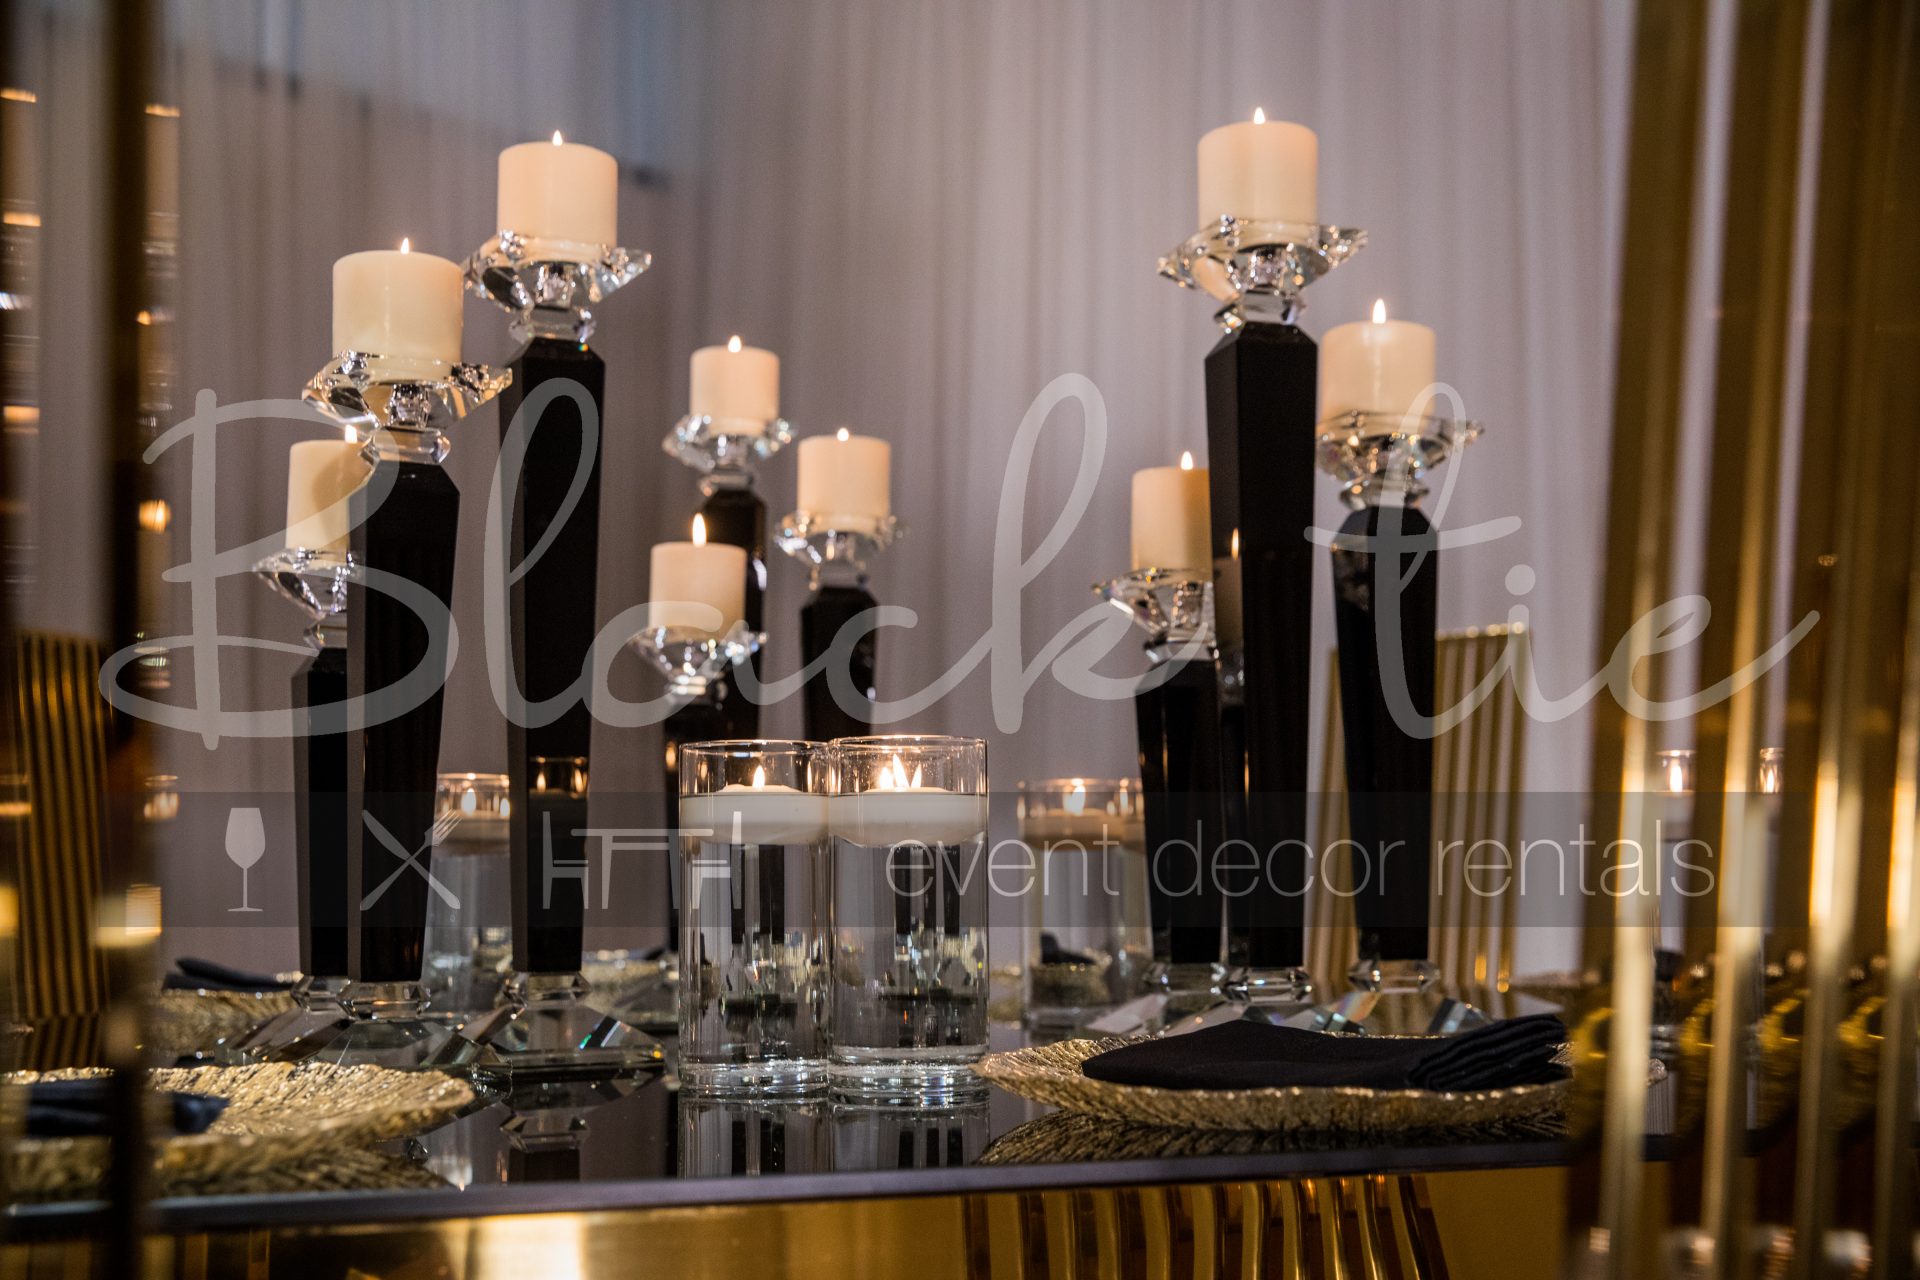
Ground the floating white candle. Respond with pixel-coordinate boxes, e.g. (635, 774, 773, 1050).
(829, 754, 988, 846)
(680, 773, 828, 846)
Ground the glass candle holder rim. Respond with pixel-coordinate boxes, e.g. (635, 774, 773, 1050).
(1015, 776, 1138, 794)
(828, 734, 986, 751)
(678, 737, 824, 769)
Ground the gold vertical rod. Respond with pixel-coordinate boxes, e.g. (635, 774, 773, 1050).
(1685, 0, 1815, 1274)
(1786, 1, 1920, 1275)
(1567, 0, 1711, 1274)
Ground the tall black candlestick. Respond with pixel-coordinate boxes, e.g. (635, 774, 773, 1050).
(346, 459, 459, 985)
(1134, 657, 1229, 966)
(698, 478, 765, 739)
(1331, 503, 1436, 962)
(500, 337, 604, 976)
(292, 647, 349, 980)
(800, 582, 877, 741)
(1203, 321, 1317, 970)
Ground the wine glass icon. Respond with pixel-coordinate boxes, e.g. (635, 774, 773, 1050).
(225, 807, 266, 913)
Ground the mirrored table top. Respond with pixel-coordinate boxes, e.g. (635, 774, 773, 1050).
(10, 999, 1661, 1237)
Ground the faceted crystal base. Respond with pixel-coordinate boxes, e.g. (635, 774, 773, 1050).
(1293, 958, 1492, 1037)
(247, 982, 489, 1071)
(1159, 218, 1367, 328)
(461, 972, 665, 1082)
(232, 974, 348, 1062)
(828, 1052, 989, 1106)
(583, 948, 679, 1034)
(1151, 961, 1232, 1023)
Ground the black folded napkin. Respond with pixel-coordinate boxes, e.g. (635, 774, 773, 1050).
(1039, 933, 1095, 966)
(163, 956, 291, 993)
(1081, 1014, 1568, 1093)
(24, 1079, 229, 1138)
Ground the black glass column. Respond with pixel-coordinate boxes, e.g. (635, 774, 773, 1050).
(292, 647, 349, 981)
(697, 478, 765, 740)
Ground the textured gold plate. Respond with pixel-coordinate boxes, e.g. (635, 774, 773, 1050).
(4, 1062, 473, 1199)
(974, 1036, 1582, 1134)
(146, 987, 297, 1061)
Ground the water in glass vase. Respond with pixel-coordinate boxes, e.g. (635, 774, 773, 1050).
(679, 831, 830, 1095)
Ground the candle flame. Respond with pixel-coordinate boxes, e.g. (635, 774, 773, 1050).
(910, 765, 923, 789)
(691, 513, 707, 546)
(1231, 528, 1241, 559)
(552, 130, 564, 145)
(399, 237, 411, 254)
(1064, 782, 1087, 815)
(460, 788, 477, 813)
(1371, 298, 1387, 324)
(837, 427, 851, 442)
(752, 765, 766, 789)
(1179, 450, 1194, 471)
(1252, 107, 1266, 124)
(727, 334, 743, 354)
(1668, 758, 1687, 793)
(883, 755, 907, 790)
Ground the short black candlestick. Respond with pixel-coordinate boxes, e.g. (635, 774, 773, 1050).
(1135, 657, 1230, 965)
(698, 480, 766, 740)
(1331, 503, 1437, 962)
(499, 337, 604, 976)
(1203, 321, 1317, 969)
(661, 696, 730, 940)
(292, 647, 349, 980)
(800, 582, 878, 741)
(346, 461, 459, 984)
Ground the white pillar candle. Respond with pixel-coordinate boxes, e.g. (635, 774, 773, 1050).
(796, 429, 890, 534)
(828, 789, 990, 848)
(1130, 452, 1211, 573)
(1319, 300, 1437, 423)
(689, 336, 780, 427)
(679, 782, 828, 846)
(1196, 110, 1318, 227)
(331, 243, 464, 379)
(497, 133, 619, 260)
(646, 516, 748, 634)
(285, 440, 372, 555)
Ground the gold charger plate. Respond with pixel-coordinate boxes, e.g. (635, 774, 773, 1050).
(974, 1036, 1585, 1134)
(146, 986, 297, 1061)
(4, 1061, 474, 1199)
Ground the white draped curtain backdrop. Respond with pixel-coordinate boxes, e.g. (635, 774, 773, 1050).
(17, 0, 1634, 970)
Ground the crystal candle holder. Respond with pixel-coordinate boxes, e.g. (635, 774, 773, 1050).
(1017, 778, 1153, 1032)
(1095, 569, 1215, 660)
(1159, 217, 1366, 329)
(826, 735, 991, 1102)
(1315, 411, 1484, 508)
(776, 511, 904, 580)
(304, 351, 511, 465)
(464, 229, 650, 343)
(627, 621, 765, 703)
(663, 414, 794, 475)
(254, 547, 354, 650)
(678, 741, 832, 1095)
